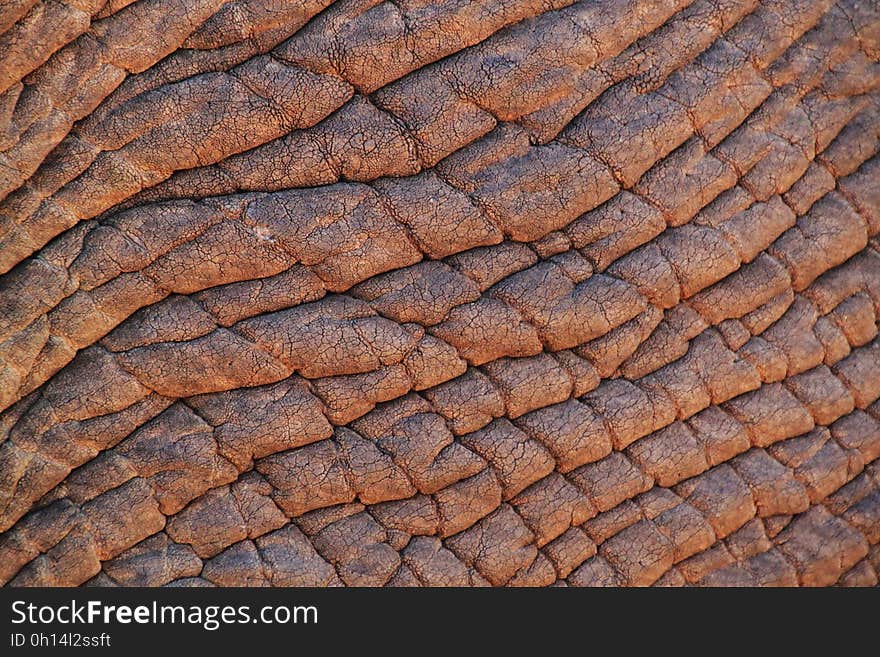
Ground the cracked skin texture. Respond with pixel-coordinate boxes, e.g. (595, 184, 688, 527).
(0, 1, 879, 589)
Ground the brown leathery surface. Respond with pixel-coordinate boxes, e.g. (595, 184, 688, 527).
(0, 0, 879, 587)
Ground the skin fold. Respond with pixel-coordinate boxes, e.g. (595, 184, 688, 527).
(0, 0, 878, 587)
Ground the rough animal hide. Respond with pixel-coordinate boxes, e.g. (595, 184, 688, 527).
(0, 0, 878, 587)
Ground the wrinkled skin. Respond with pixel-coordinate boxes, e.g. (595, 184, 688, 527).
(0, 0, 879, 588)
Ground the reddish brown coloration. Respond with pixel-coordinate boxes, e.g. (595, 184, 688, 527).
(0, 0, 878, 587)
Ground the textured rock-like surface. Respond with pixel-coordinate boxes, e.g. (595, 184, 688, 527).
(1, 0, 879, 587)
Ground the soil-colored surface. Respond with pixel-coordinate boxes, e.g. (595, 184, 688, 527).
(0, 0, 878, 586)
